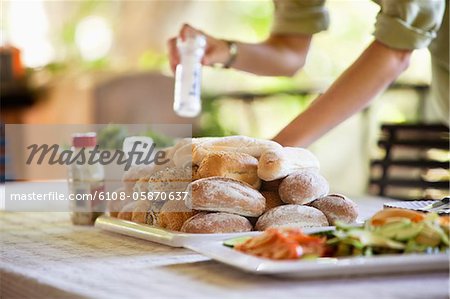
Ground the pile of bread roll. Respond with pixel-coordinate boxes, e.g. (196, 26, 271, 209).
(110, 136, 358, 233)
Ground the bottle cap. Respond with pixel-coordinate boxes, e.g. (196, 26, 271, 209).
(72, 132, 97, 148)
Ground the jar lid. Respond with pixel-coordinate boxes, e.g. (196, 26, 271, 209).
(72, 132, 97, 148)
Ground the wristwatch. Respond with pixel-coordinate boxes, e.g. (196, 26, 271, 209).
(215, 40, 238, 69)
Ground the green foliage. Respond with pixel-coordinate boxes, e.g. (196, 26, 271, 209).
(97, 124, 128, 150)
(138, 50, 168, 71)
(97, 125, 175, 149)
(196, 95, 239, 137)
(141, 129, 174, 148)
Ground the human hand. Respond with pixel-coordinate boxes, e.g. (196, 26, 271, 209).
(167, 24, 231, 73)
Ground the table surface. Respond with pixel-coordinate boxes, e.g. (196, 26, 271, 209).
(1, 183, 449, 299)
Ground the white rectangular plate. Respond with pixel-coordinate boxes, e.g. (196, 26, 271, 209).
(95, 216, 334, 248)
(185, 239, 449, 278)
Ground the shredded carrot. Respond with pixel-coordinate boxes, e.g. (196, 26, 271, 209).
(235, 228, 326, 260)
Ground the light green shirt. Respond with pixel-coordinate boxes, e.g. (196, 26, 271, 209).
(272, 0, 449, 124)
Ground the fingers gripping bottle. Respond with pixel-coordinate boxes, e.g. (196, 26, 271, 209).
(173, 33, 206, 118)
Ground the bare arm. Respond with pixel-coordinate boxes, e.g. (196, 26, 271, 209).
(168, 24, 312, 76)
(273, 40, 412, 147)
(231, 35, 312, 76)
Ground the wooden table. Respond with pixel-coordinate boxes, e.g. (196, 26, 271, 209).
(0, 183, 448, 299)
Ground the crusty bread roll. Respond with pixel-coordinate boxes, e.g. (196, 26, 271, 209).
(278, 169, 329, 205)
(192, 165, 200, 181)
(171, 137, 218, 167)
(196, 151, 261, 189)
(131, 200, 153, 224)
(129, 200, 164, 225)
(180, 212, 253, 233)
(186, 177, 266, 217)
(122, 150, 175, 193)
(122, 165, 156, 193)
(192, 135, 281, 165)
(108, 187, 133, 217)
(260, 179, 282, 192)
(157, 199, 198, 231)
(172, 143, 193, 168)
(257, 147, 320, 181)
(117, 201, 139, 221)
(255, 205, 329, 231)
(308, 194, 358, 225)
(261, 191, 284, 212)
(147, 166, 192, 194)
(134, 175, 150, 193)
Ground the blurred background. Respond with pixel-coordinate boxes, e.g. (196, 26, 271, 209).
(1, 0, 448, 199)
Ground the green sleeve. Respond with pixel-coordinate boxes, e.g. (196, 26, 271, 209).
(374, 0, 446, 50)
(271, 0, 329, 35)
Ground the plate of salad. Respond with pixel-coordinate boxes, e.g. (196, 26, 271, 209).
(185, 209, 449, 277)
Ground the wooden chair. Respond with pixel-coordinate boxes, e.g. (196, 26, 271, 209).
(94, 72, 198, 127)
(369, 123, 449, 200)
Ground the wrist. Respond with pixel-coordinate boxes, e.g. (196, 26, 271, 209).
(214, 40, 238, 69)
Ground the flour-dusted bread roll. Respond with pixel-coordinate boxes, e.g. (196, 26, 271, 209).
(255, 205, 329, 231)
(261, 191, 284, 212)
(157, 199, 198, 231)
(196, 151, 261, 189)
(279, 169, 329, 205)
(186, 177, 266, 217)
(308, 194, 358, 225)
(192, 135, 282, 165)
(172, 143, 193, 168)
(260, 179, 283, 192)
(181, 212, 253, 233)
(257, 147, 320, 181)
(171, 137, 219, 167)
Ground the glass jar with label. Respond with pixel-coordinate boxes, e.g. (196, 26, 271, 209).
(68, 132, 105, 225)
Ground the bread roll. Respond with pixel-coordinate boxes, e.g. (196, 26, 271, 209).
(279, 169, 329, 205)
(147, 166, 192, 194)
(186, 177, 266, 217)
(108, 187, 132, 217)
(255, 205, 329, 231)
(258, 147, 320, 181)
(134, 175, 150, 193)
(260, 179, 282, 192)
(131, 200, 165, 225)
(308, 194, 358, 225)
(122, 165, 156, 193)
(131, 200, 152, 224)
(192, 135, 281, 165)
(192, 165, 200, 181)
(172, 143, 193, 168)
(171, 137, 218, 167)
(117, 201, 138, 221)
(157, 199, 198, 231)
(181, 212, 253, 233)
(261, 191, 284, 212)
(196, 151, 261, 189)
